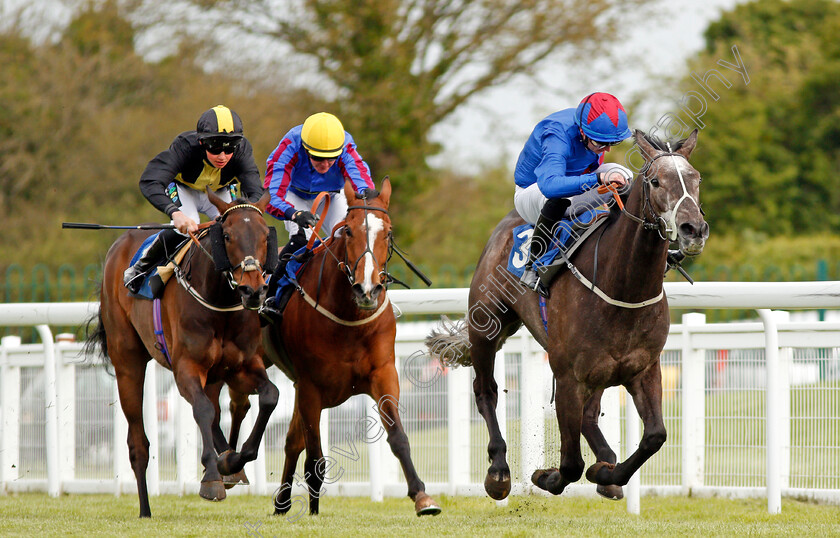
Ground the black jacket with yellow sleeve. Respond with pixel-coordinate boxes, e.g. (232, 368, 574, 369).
(139, 131, 264, 217)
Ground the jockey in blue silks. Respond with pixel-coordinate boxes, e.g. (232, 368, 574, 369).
(261, 112, 376, 317)
(513, 92, 634, 297)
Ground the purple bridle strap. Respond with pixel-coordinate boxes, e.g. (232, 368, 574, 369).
(153, 298, 172, 367)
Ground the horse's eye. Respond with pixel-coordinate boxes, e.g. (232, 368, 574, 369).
(224, 233, 231, 241)
(345, 228, 353, 238)
(650, 178, 660, 188)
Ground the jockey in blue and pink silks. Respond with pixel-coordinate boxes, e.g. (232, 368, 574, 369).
(513, 92, 635, 297)
(261, 112, 376, 315)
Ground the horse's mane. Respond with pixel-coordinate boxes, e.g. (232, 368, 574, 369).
(641, 132, 689, 152)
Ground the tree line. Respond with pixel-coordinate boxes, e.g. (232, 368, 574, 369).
(1, 0, 838, 284)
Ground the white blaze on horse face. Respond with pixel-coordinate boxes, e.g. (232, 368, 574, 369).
(361, 214, 385, 294)
(658, 157, 700, 240)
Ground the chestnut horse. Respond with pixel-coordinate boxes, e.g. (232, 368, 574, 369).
(87, 190, 279, 517)
(427, 131, 709, 501)
(261, 178, 441, 517)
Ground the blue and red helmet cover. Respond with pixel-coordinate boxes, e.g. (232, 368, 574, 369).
(574, 92, 632, 143)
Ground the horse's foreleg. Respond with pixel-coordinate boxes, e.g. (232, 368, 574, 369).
(114, 358, 152, 518)
(274, 405, 305, 517)
(586, 360, 666, 487)
(295, 383, 325, 515)
(228, 385, 252, 449)
(177, 369, 226, 502)
(471, 337, 511, 500)
(204, 381, 232, 455)
(533, 375, 585, 496)
(370, 366, 441, 516)
(217, 365, 278, 475)
(581, 389, 623, 500)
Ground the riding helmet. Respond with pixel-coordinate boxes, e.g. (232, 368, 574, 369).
(574, 92, 632, 144)
(301, 112, 346, 158)
(196, 105, 244, 140)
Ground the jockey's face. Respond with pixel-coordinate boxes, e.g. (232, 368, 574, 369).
(309, 155, 337, 174)
(206, 150, 233, 168)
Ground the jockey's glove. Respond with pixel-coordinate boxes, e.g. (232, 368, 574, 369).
(358, 188, 380, 200)
(292, 210, 319, 228)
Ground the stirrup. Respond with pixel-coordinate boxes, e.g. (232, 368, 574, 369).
(520, 267, 549, 297)
(123, 266, 145, 294)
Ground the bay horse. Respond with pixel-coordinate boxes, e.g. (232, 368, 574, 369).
(261, 178, 441, 517)
(426, 130, 709, 500)
(86, 189, 279, 517)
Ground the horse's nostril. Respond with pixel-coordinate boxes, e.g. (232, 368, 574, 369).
(371, 284, 383, 299)
(679, 222, 696, 237)
(237, 285, 255, 297)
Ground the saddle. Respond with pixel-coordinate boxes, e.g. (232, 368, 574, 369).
(507, 208, 610, 290)
(128, 232, 198, 300)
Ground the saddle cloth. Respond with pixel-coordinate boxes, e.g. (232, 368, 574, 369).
(129, 232, 195, 300)
(507, 208, 610, 282)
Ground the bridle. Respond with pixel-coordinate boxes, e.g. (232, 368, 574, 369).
(560, 144, 702, 309)
(602, 146, 701, 242)
(338, 204, 392, 287)
(176, 202, 273, 311)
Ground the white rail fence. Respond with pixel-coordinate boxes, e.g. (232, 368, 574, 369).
(1, 282, 839, 516)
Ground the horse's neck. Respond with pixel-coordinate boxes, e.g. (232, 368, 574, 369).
(191, 242, 236, 302)
(600, 181, 668, 294)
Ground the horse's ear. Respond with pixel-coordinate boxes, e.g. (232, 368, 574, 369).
(255, 190, 270, 213)
(206, 187, 231, 215)
(676, 129, 699, 160)
(379, 176, 391, 208)
(343, 179, 357, 205)
(633, 130, 659, 162)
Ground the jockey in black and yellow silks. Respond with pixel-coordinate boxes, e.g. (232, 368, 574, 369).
(124, 105, 265, 295)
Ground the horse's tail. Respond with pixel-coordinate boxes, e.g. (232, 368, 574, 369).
(82, 302, 113, 375)
(424, 316, 473, 368)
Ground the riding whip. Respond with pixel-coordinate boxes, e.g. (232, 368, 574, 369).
(62, 223, 176, 230)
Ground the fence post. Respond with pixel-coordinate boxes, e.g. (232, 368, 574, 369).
(113, 382, 130, 496)
(175, 390, 198, 495)
(367, 397, 384, 502)
(681, 313, 706, 495)
(777, 312, 791, 490)
(1, 336, 22, 493)
(625, 393, 641, 515)
(143, 361, 159, 496)
(520, 332, 544, 493)
(757, 309, 782, 514)
(447, 362, 471, 495)
(55, 338, 76, 484)
(35, 325, 60, 497)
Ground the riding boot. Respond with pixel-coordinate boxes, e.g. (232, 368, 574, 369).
(262, 230, 307, 319)
(520, 198, 571, 297)
(123, 229, 185, 294)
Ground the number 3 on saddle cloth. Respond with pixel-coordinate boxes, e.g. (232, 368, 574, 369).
(128, 232, 193, 300)
(507, 207, 610, 288)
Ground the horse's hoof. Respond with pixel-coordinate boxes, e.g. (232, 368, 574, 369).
(217, 449, 238, 476)
(199, 480, 227, 501)
(531, 468, 558, 492)
(223, 470, 250, 489)
(414, 492, 442, 517)
(531, 468, 567, 495)
(484, 470, 511, 500)
(585, 461, 615, 485)
(596, 484, 624, 500)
